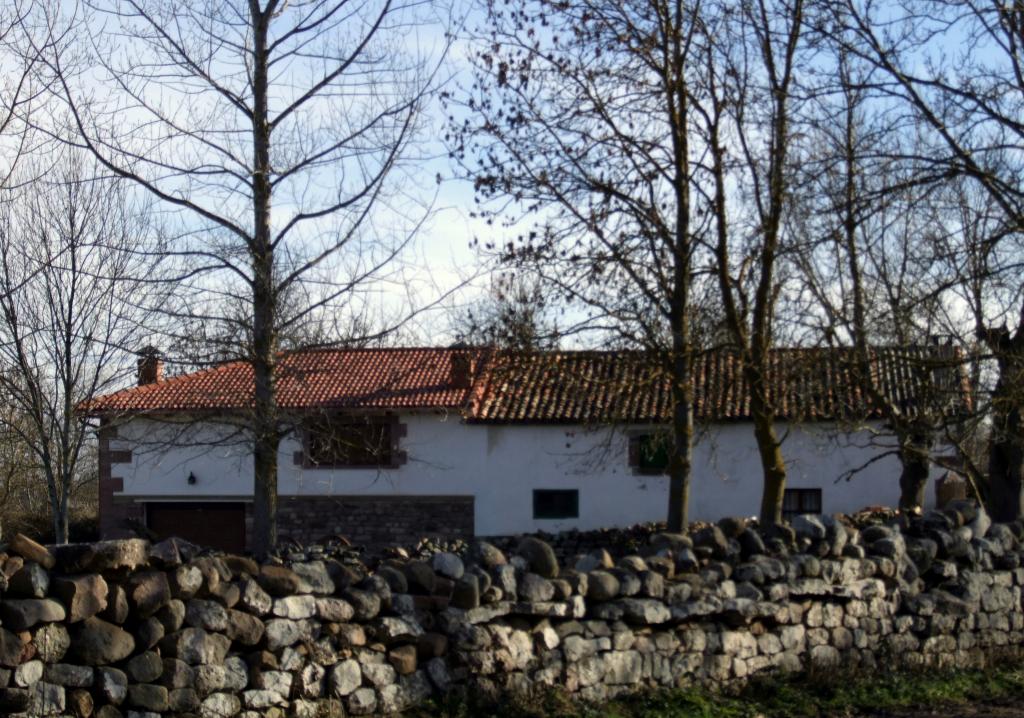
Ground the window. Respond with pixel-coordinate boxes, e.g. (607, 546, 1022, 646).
(301, 415, 404, 468)
(533, 490, 579, 520)
(783, 488, 822, 520)
(628, 433, 670, 475)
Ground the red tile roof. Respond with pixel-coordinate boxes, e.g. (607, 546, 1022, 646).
(469, 346, 969, 423)
(85, 348, 482, 414)
(85, 345, 969, 423)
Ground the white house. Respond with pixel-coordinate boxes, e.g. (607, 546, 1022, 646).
(86, 346, 966, 552)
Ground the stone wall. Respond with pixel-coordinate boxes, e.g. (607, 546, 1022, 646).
(0, 499, 1021, 717)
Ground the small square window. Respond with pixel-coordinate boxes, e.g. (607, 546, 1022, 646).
(628, 434, 670, 475)
(533, 490, 579, 520)
(783, 488, 822, 520)
(302, 415, 402, 468)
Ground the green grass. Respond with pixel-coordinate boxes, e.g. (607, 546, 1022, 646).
(409, 661, 1024, 717)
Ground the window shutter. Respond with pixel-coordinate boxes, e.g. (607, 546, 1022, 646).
(293, 451, 304, 466)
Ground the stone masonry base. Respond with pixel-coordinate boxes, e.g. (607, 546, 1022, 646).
(274, 495, 475, 548)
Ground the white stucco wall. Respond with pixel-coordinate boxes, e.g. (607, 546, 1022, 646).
(111, 414, 940, 536)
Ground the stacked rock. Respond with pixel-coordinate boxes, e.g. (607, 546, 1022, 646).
(0, 499, 1022, 716)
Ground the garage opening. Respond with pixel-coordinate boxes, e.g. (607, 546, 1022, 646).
(146, 502, 247, 553)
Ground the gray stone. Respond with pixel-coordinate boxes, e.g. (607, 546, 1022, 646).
(199, 692, 241, 718)
(51, 575, 108, 623)
(315, 597, 354, 623)
(170, 566, 203, 601)
(692, 525, 730, 558)
(70, 617, 135, 665)
(432, 552, 465, 580)
(470, 541, 507, 569)
(97, 667, 128, 705)
(159, 628, 230, 665)
(8, 561, 50, 599)
(341, 589, 380, 621)
(224, 609, 264, 646)
(518, 573, 555, 602)
(257, 565, 304, 596)
(0, 599, 66, 631)
(297, 663, 325, 698)
(27, 681, 64, 716)
(328, 659, 361, 697)
(127, 572, 172, 618)
(272, 595, 317, 620)
(102, 584, 130, 624)
(135, 616, 165, 651)
(452, 574, 481, 610)
(619, 598, 671, 624)
(792, 514, 827, 541)
(379, 671, 432, 713)
(362, 662, 396, 688)
(55, 539, 148, 574)
(517, 537, 559, 578)
(186, 599, 229, 632)
(587, 571, 620, 602)
(125, 651, 163, 683)
(604, 650, 642, 684)
(389, 644, 418, 675)
(254, 668, 291, 698)
(223, 657, 248, 692)
(168, 687, 200, 713)
(291, 561, 335, 595)
(264, 619, 313, 651)
(42, 663, 93, 688)
(676, 547, 700, 572)
(347, 687, 377, 716)
(159, 658, 194, 689)
(127, 683, 169, 712)
(13, 659, 42, 687)
(32, 623, 71, 663)
(575, 549, 614, 573)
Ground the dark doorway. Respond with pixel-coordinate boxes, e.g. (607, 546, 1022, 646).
(146, 502, 247, 553)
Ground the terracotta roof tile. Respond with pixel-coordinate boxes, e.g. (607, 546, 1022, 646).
(86, 345, 970, 423)
(86, 347, 483, 414)
(468, 346, 969, 423)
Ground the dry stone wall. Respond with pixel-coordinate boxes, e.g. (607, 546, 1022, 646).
(0, 499, 1022, 717)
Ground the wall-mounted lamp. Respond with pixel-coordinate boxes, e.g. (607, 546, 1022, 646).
(187, 472, 197, 486)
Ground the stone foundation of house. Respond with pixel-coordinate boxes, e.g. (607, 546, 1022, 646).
(274, 495, 475, 548)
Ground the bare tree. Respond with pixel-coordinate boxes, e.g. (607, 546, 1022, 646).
(789, 47, 960, 512)
(453, 272, 560, 351)
(832, 0, 1024, 519)
(448, 0, 733, 532)
(42, 0, 449, 554)
(705, 0, 808, 526)
(0, 150, 163, 543)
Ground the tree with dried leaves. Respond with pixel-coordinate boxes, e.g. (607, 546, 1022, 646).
(832, 0, 1024, 520)
(448, 0, 729, 532)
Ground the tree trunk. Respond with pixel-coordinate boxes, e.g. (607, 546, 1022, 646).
(897, 436, 931, 514)
(249, 6, 279, 558)
(751, 380, 787, 526)
(988, 386, 1024, 522)
(981, 310, 1024, 522)
(667, 345, 693, 533)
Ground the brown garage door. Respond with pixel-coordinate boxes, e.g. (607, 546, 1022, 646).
(147, 502, 247, 553)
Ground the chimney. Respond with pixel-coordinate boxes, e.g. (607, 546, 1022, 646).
(450, 351, 474, 389)
(137, 346, 164, 386)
